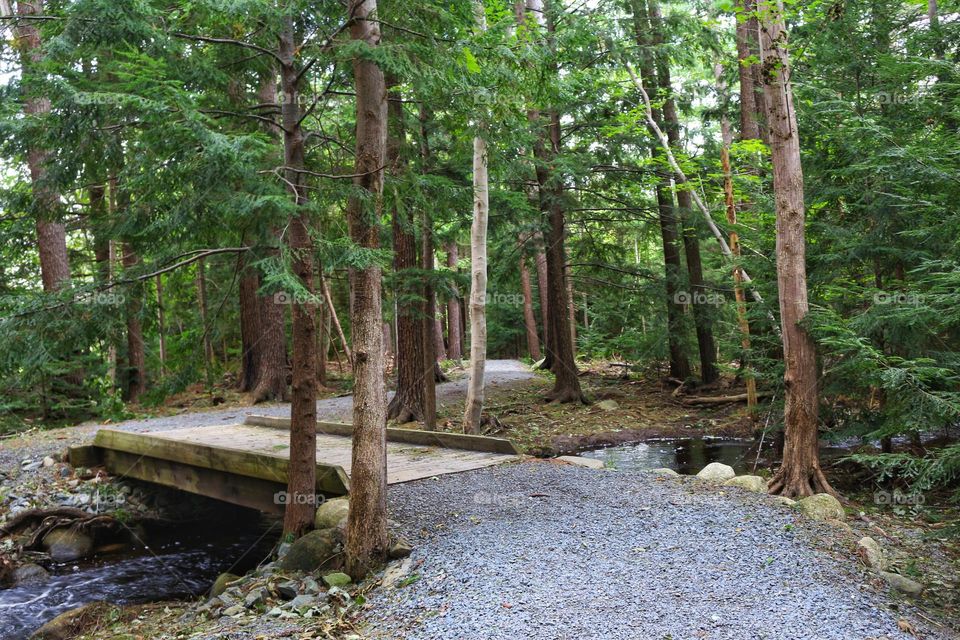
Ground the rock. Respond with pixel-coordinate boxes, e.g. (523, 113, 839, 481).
(314, 497, 350, 530)
(43, 456, 55, 468)
(266, 606, 284, 617)
(646, 468, 679, 476)
(597, 399, 619, 411)
(276, 580, 299, 600)
(209, 572, 239, 598)
(857, 536, 886, 570)
(30, 602, 107, 640)
(42, 528, 93, 562)
(322, 572, 352, 588)
(222, 604, 245, 617)
(302, 576, 321, 594)
(723, 475, 768, 493)
(278, 529, 340, 573)
(59, 467, 71, 478)
(556, 455, 605, 469)
(382, 558, 415, 588)
(244, 586, 268, 609)
(286, 594, 316, 612)
(773, 496, 796, 507)
(796, 493, 844, 521)
(13, 563, 49, 586)
(388, 538, 413, 559)
(880, 571, 923, 595)
(695, 462, 736, 482)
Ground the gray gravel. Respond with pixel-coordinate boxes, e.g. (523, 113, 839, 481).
(366, 463, 938, 640)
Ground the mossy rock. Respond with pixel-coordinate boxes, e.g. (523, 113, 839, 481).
(209, 572, 240, 598)
(796, 493, 844, 521)
(278, 529, 340, 573)
(315, 497, 350, 530)
(723, 475, 768, 493)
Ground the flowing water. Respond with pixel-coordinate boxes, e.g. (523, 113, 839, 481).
(0, 514, 278, 640)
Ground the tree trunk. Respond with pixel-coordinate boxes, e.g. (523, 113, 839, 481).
(155, 274, 167, 377)
(735, 0, 763, 140)
(238, 262, 261, 392)
(196, 256, 215, 376)
(524, 0, 584, 402)
(565, 248, 577, 349)
(534, 244, 550, 366)
(279, 15, 317, 537)
(4, 0, 71, 292)
(445, 243, 463, 360)
(344, 0, 389, 579)
(759, 0, 835, 497)
(122, 243, 146, 402)
(633, 0, 690, 381)
(464, 135, 489, 433)
(320, 272, 352, 364)
(386, 81, 426, 423)
(519, 254, 541, 360)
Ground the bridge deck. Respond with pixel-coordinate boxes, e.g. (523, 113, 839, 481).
(73, 418, 520, 514)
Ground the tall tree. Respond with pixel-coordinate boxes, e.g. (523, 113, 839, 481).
(759, 0, 835, 497)
(736, 0, 766, 140)
(445, 243, 463, 360)
(279, 13, 318, 537)
(344, 0, 389, 578)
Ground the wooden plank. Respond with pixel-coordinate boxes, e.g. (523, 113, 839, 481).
(244, 415, 521, 454)
(93, 429, 350, 495)
(68, 444, 103, 467)
(102, 449, 287, 514)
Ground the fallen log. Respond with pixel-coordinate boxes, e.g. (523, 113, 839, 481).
(681, 391, 772, 406)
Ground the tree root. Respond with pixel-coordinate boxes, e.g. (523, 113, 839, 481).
(544, 388, 589, 405)
(386, 394, 423, 424)
(767, 465, 838, 498)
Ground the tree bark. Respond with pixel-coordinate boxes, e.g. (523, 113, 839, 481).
(155, 274, 167, 377)
(464, 134, 489, 433)
(4, 0, 71, 293)
(196, 256, 215, 376)
(238, 261, 261, 392)
(345, 0, 389, 579)
(320, 272, 352, 364)
(122, 243, 146, 402)
(519, 254, 542, 360)
(524, 0, 584, 403)
(445, 243, 463, 360)
(647, 0, 717, 383)
(735, 0, 765, 140)
(759, 0, 835, 497)
(385, 80, 426, 423)
(279, 15, 318, 537)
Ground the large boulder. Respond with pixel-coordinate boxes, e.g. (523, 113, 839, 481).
(796, 493, 845, 521)
(30, 602, 109, 640)
(696, 462, 736, 482)
(278, 529, 340, 573)
(42, 528, 93, 562)
(322, 572, 352, 588)
(723, 475, 768, 493)
(857, 537, 886, 570)
(13, 563, 49, 586)
(314, 497, 350, 530)
(879, 571, 923, 595)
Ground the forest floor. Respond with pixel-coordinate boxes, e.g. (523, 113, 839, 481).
(1, 359, 958, 638)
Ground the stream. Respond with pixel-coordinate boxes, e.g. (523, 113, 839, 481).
(0, 513, 278, 640)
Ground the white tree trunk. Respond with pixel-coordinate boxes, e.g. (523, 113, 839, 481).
(463, 135, 489, 433)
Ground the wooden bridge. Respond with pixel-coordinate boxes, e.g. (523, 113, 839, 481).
(69, 415, 521, 514)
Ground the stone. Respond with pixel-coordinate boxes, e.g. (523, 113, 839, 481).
(266, 606, 284, 617)
(222, 605, 245, 617)
(773, 496, 796, 507)
(880, 571, 923, 595)
(388, 538, 413, 560)
(30, 603, 108, 639)
(278, 529, 340, 573)
(314, 497, 350, 530)
(286, 594, 316, 612)
(723, 475, 768, 493)
(857, 536, 886, 570)
(244, 586, 268, 609)
(556, 455, 605, 469)
(209, 572, 239, 598)
(302, 576, 321, 594)
(597, 399, 619, 411)
(43, 456, 55, 468)
(695, 462, 736, 482)
(42, 528, 93, 562)
(322, 572, 352, 588)
(13, 563, 49, 586)
(796, 493, 845, 521)
(276, 580, 299, 600)
(646, 468, 679, 476)
(382, 558, 415, 588)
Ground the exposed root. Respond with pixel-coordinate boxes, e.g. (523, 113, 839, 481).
(767, 464, 839, 498)
(386, 394, 423, 424)
(544, 388, 589, 405)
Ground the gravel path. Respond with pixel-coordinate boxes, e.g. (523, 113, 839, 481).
(366, 462, 940, 640)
